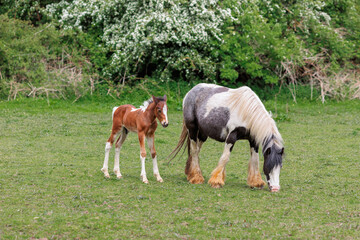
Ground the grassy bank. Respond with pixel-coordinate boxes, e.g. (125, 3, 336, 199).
(0, 98, 359, 239)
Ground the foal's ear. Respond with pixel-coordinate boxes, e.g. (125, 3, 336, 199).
(152, 95, 159, 104)
(163, 95, 167, 101)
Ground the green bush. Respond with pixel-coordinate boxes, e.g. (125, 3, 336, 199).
(0, 14, 98, 100)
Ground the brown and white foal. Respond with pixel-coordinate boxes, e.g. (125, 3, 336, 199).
(101, 95, 169, 183)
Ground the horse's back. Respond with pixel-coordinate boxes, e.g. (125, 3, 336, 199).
(112, 104, 135, 124)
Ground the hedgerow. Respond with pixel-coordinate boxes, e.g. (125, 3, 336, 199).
(0, 0, 359, 101)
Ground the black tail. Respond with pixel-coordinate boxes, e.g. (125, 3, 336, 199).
(167, 120, 189, 164)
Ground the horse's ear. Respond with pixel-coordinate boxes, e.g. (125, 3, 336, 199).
(163, 95, 167, 101)
(152, 95, 159, 104)
(280, 147, 284, 155)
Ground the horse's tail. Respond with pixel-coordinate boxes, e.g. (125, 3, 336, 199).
(112, 107, 119, 120)
(167, 120, 189, 164)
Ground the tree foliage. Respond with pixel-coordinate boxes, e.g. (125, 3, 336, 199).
(0, 0, 359, 100)
(47, 0, 232, 83)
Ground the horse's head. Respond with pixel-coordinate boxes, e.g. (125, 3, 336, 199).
(152, 95, 169, 128)
(263, 142, 284, 192)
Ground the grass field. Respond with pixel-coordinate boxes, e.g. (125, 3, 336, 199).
(0, 98, 359, 239)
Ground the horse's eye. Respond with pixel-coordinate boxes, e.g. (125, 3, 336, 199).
(158, 108, 161, 113)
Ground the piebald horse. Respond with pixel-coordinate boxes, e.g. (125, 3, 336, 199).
(170, 83, 284, 192)
(102, 95, 169, 183)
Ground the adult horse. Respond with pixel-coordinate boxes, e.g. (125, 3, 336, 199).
(102, 95, 169, 183)
(170, 84, 284, 192)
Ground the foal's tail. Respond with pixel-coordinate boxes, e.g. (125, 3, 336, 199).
(167, 120, 189, 164)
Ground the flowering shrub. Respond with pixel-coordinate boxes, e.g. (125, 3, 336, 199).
(47, 0, 232, 82)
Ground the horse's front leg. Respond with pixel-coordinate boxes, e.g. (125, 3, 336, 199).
(208, 143, 232, 188)
(146, 135, 163, 183)
(138, 132, 149, 184)
(247, 144, 266, 188)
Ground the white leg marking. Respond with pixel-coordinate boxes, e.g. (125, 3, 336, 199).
(249, 148, 260, 174)
(152, 156, 163, 182)
(113, 147, 122, 179)
(190, 139, 200, 170)
(102, 142, 112, 178)
(140, 154, 148, 184)
(218, 143, 232, 167)
(146, 136, 163, 183)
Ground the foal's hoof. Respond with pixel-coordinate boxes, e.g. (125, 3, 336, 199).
(141, 176, 149, 184)
(101, 168, 110, 178)
(155, 174, 163, 183)
(113, 169, 122, 179)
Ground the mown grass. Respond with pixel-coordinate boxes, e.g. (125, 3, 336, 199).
(0, 98, 359, 239)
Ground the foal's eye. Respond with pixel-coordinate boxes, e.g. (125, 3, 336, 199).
(158, 108, 161, 113)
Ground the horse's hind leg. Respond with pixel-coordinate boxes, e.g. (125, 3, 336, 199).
(247, 141, 265, 188)
(113, 128, 128, 179)
(101, 129, 121, 178)
(146, 134, 163, 183)
(186, 139, 205, 184)
(208, 143, 232, 188)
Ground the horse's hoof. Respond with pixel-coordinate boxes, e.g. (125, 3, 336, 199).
(116, 175, 123, 179)
(157, 178, 163, 183)
(208, 178, 224, 188)
(101, 168, 110, 178)
(141, 176, 149, 184)
(188, 175, 205, 184)
(210, 183, 223, 188)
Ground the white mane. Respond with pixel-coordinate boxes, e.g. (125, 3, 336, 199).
(139, 98, 153, 112)
(227, 86, 283, 149)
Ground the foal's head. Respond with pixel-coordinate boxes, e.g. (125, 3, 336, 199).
(152, 95, 169, 128)
(263, 138, 284, 192)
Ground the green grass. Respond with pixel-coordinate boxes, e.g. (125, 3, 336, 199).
(0, 98, 359, 239)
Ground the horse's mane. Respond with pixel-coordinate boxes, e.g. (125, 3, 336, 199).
(139, 99, 152, 111)
(139, 96, 166, 112)
(226, 86, 283, 151)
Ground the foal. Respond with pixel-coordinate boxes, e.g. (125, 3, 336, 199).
(101, 95, 169, 183)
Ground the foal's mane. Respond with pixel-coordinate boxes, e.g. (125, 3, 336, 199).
(139, 97, 166, 111)
(227, 86, 283, 150)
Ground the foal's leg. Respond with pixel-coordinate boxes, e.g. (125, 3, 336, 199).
(185, 139, 205, 184)
(208, 143, 233, 188)
(138, 132, 149, 184)
(113, 128, 128, 179)
(146, 135, 163, 182)
(102, 130, 121, 178)
(247, 143, 266, 188)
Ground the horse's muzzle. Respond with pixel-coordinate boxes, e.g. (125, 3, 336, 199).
(162, 122, 169, 128)
(269, 185, 280, 192)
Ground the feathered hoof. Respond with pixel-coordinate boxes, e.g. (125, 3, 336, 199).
(248, 179, 266, 189)
(188, 174, 205, 184)
(208, 178, 225, 188)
